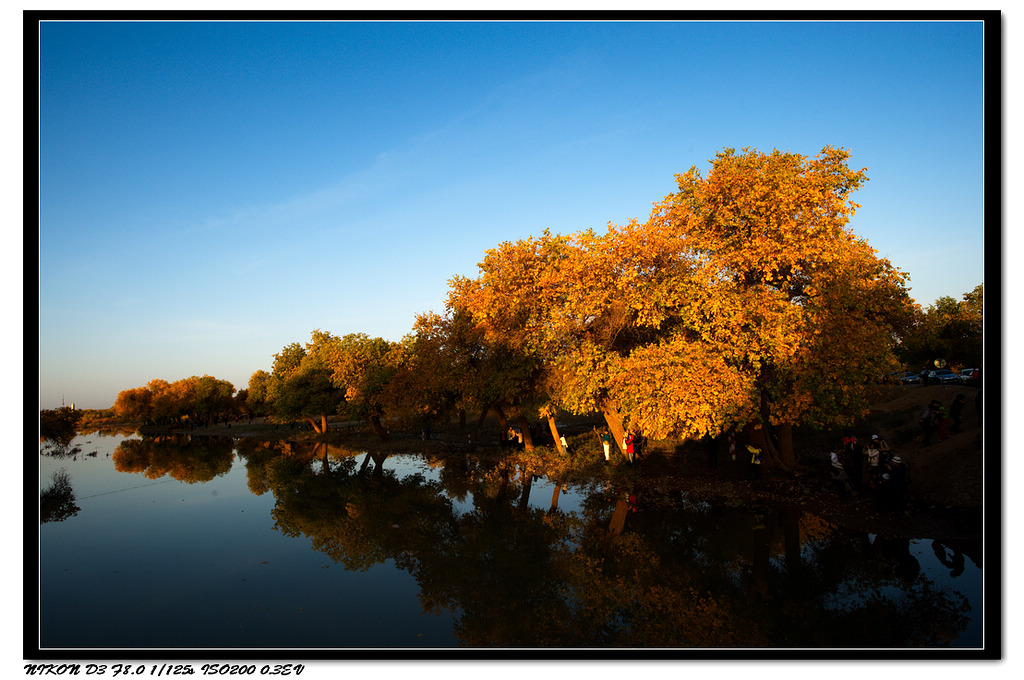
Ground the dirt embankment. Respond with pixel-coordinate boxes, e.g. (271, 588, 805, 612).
(624, 383, 986, 540)
(859, 383, 984, 509)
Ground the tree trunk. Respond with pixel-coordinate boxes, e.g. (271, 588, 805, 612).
(310, 442, 330, 473)
(599, 396, 627, 458)
(547, 415, 566, 455)
(608, 497, 630, 535)
(370, 450, 389, 478)
(306, 416, 324, 434)
(493, 403, 511, 446)
(367, 414, 390, 441)
(548, 479, 563, 513)
(518, 467, 533, 511)
(476, 405, 490, 428)
(756, 386, 792, 470)
(517, 415, 535, 452)
(495, 467, 512, 503)
(776, 422, 796, 468)
(493, 403, 509, 431)
(458, 408, 467, 428)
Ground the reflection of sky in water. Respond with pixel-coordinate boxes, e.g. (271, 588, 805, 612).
(38, 433, 134, 494)
(37, 435, 985, 649)
(38, 436, 457, 648)
(914, 538, 983, 648)
(815, 534, 982, 647)
(385, 450, 591, 516)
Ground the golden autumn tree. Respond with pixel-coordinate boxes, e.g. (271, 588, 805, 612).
(540, 220, 758, 448)
(448, 231, 603, 452)
(436, 274, 552, 451)
(448, 224, 707, 457)
(113, 375, 237, 425)
(657, 146, 915, 466)
(451, 146, 912, 467)
(112, 385, 153, 422)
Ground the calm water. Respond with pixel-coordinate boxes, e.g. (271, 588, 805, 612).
(36, 433, 984, 650)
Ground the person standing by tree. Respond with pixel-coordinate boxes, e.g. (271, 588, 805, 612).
(864, 438, 881, 489)
(747, 444, 763, 480)
(830, 446, 853, 496)
(873, 433, 893, 470)
(624, 431, 635, 464)
(873, 433, 891, 455)
(633, 432, 646, 462)
(600, 430, 613, 462)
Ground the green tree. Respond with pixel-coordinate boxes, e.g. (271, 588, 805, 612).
(264, 334, 346, 434)
(246, 370, 273, 416)
(322, 332, 404, 441)
(900, 284, 983, 370)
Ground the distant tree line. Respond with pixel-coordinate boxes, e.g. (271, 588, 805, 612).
(896, 284, 983, 371)
(111, 375, 241, 427)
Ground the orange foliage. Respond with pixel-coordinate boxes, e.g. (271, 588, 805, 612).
(446, 146, 914, 458)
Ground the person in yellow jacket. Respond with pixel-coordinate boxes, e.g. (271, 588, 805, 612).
(747, 444, 763, 480)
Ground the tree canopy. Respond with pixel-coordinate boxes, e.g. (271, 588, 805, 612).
(443, 146, 916, 466)
(898, 284, 983, 370)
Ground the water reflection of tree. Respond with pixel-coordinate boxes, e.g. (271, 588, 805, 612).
(244, 442, 973, 648)
(254, 445, 459, 574)
(40, 469, 80, 523)
(39, 407, 83, 458)
(112, 435, 235, 483)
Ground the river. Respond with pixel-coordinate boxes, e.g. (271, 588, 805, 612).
(36, 433, 985, 651)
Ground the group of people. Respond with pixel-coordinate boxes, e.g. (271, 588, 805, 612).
(830, 432, 910, 509)
(501, 425, 528, 450)
(918, 394, 968, 444)
(598, 429, 644, 464)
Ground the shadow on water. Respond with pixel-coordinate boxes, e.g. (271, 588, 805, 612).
(38, 435, 983, 649)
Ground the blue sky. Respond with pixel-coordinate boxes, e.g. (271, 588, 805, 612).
(37, 19, 990, 409)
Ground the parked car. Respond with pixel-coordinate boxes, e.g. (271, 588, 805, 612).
(959, 368, 980, 385)
(893, 371, 921, 385)
(928, 369, 960, 385)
